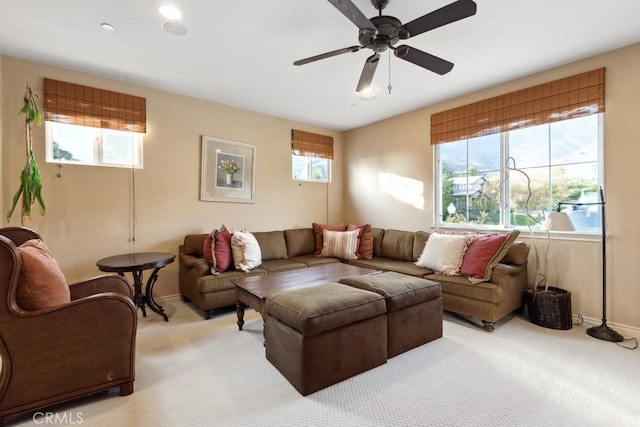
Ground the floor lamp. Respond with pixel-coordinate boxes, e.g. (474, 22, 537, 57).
(543, 186, 623, 342)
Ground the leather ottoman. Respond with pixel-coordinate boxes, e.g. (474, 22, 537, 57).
(264, 282, 387, 396)
(339, 271, 443, 357)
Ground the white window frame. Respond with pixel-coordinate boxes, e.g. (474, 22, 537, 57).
(45, 121, 143, 169)
(434, 114, 604, 235)
(292, 155, 331, 183)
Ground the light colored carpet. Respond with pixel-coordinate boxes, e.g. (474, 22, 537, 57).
(9, 298, 640, 427)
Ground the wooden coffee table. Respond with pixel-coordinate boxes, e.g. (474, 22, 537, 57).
(232, 263, 380, 330)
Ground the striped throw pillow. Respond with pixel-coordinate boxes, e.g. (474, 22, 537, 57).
(321, 229, 360, 260)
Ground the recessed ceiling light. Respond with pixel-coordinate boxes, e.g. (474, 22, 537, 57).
(159, 5, 182, 20)
(100, 23, 115, 31)
(162, 21, 188, 36)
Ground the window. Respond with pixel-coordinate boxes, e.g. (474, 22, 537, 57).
(46, 122, 143, 168)
(43, 78, 146, 169)
(291, 129, 333, 183)
(437, 113, 602, 232)
(433, 68, 605, 233)
(292, 155, 330, 182)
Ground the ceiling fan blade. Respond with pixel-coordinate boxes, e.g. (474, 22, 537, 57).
(356, 53, 380, 92)
(394, 45, 454, 75)
(293, 46, 361, 66)
(401, 0, 477, 39)
(326, 0, 376, 33)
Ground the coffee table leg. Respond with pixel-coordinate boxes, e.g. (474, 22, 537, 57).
(236, 303, 245, 330)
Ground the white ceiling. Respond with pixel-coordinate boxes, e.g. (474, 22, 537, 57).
(2, 0, 640, 132)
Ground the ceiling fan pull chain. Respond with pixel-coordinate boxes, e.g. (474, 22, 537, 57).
(387, 49, 393, 94)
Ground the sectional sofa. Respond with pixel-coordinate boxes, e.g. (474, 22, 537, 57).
(179, 226, 529, 331)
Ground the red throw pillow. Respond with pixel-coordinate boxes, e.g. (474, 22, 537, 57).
(312, 223, 346, 255)
(459, 234, 510, 280)
(16, 239, 71, 310)
(203, 232, 214, 266)
(347, 223, 373, 259)
(214, 227, 233, 272)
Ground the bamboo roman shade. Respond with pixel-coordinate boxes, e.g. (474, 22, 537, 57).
(291, 129, 334, 159)
(44, 78, 147, 133)
(430, 68, 605, 145)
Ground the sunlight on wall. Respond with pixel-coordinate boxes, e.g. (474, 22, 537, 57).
(378, 172, 424, 210)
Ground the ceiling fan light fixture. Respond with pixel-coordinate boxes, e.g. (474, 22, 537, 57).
(358, 86, 377, 100)
(295, 0, 477, 90)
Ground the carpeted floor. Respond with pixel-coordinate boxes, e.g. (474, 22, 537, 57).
(8, 298, 640, 427)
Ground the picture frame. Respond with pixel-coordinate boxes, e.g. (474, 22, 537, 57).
(200, 135, 256, 203)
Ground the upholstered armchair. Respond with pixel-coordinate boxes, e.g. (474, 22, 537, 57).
(0, 227, 137, 422)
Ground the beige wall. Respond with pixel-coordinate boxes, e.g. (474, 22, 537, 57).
(4, 43, 640, 331)
(1, 56, 344, 297)
(345, 43, 640, 330)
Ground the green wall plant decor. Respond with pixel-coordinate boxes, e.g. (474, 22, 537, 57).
(7, 83, 46, 224)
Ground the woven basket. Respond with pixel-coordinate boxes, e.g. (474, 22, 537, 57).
(524, 287, 572, 330)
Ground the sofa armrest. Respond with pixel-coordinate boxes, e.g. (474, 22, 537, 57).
(489, 263, 526, 288)
(179, 253, 210, 277)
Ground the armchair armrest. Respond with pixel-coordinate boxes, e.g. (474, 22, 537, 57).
(7, 295, 137, 402)
(69, 274, 133, 300)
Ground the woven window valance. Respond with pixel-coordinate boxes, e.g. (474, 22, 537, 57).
(291, 129, 334, 159)
(44, 78, 147, 133)
(430, 68, 605, 145)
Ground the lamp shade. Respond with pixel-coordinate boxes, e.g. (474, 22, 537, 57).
(543, 212, 576, 231)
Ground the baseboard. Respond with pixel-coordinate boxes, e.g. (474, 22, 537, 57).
(573, 314, 639, 339)
(156, 294, 640, 339)
(156, 293, 183, 303)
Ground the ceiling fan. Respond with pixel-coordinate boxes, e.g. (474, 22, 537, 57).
(294, 0, 477, 92)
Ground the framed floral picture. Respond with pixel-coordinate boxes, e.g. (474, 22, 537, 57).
(200, 135, 256, 203)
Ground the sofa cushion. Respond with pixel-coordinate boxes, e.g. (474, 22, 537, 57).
(284, 228, 316, 257)
(258, 259, 307, 273)
(312, 222, 346, 255)
(321, 229, 360, 260)
(381, 229, 415, 262)
(348, 257, 433, 277)
(460, 231, 519, 282)
(231, 230, 262, 272)
(184, 233, 207, 257)
(214, 226, 233, 272)
(253, 230, 288, 261)
(415, 233, 474, 275)
(500, 240, 529, 266)
(371, 228, 385, 257)
(16, 239, 71, 311)
(347, 223, 373, 259)
(413, 231, 429, 261)
(288, 254, 341, 267)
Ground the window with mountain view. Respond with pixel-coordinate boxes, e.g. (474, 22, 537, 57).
(436, 113, 602, 232)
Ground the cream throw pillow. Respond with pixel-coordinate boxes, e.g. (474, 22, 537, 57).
(415, 233, 474, 275)
(321, 229, 360, 260)
(231, 230, 262, 272)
